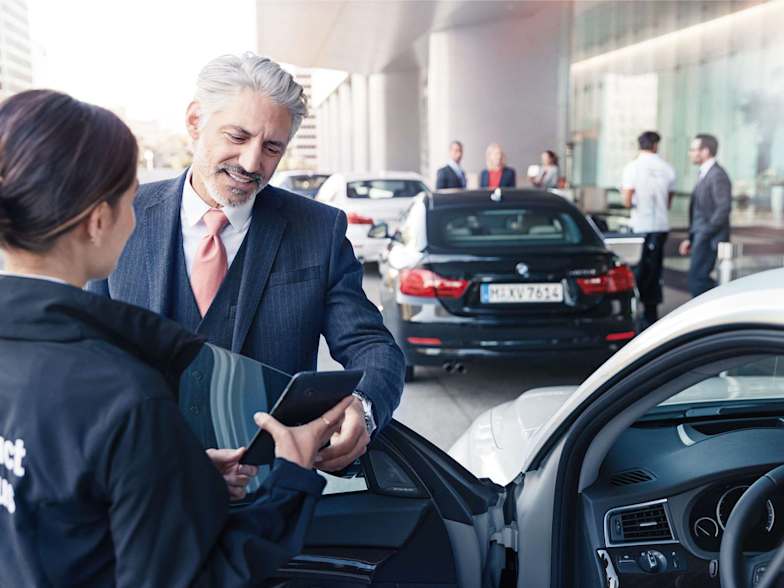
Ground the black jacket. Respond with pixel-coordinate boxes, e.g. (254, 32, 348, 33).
(0, 275, 325, 587)
(436, 165, 466, 189)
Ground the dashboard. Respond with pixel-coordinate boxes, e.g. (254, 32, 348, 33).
(581, 416, 784, 587)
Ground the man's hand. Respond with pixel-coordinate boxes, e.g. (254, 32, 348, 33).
(206, 447, 258, 501)
(254, 395, 352, 470)
(679, 239, 691, 256)
(315, 397, 371, 472)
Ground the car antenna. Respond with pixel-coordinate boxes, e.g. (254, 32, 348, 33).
(491, 188, 503, 202)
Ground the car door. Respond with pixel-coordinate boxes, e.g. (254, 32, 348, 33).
(267, 420, 516, 587)
(183, 344, 517, 588)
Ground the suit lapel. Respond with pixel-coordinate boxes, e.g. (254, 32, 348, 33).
(231, 186, 288, 352)
(142, 172, 187, 316)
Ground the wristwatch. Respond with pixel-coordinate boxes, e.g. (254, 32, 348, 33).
(352, 391, 377, 435)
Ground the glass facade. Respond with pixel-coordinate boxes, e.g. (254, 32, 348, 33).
(569, 0, 784, 224)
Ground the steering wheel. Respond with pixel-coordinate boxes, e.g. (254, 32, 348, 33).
(720, 464, 784, 588)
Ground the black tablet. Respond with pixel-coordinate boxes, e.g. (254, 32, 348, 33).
(240, 369, 364, 465)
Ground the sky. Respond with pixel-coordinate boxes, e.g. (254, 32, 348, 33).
(28, 0, 258, 131)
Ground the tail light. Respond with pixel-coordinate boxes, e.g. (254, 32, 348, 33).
(347, 212, 374, 225)
(577, 265, 635, 295)
(399, 269, 469, 298)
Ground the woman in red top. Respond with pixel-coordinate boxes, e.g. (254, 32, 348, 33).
(479, 143, 516, 188)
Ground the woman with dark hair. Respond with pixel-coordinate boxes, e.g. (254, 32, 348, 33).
(0, 90, 348, 586)
(529, 150, 560, 189)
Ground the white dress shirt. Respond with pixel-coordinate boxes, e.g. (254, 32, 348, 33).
(699, 158, 717, 181)
(181, 168, 256, 278)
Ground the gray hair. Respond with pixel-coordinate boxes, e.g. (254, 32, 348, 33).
(194, 52, 307, 141)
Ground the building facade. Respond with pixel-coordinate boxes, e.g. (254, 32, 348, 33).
(570, 0, 784, 220)
(0, 0, 33, 99)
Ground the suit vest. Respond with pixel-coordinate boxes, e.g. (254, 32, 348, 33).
(172, 225, 249, 448)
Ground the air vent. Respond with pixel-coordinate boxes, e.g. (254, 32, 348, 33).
(610, 469, 655, 487)
(607, 502, 674, 545)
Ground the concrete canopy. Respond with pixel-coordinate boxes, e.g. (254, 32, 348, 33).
(256, 0, 550, 74)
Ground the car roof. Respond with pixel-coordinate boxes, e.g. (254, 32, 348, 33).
(427, 189, 576, 211)
(331, 171, 428, 183)
(521, 267, 784, 472)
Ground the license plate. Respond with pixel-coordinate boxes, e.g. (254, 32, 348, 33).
(480, 282, 564, 304)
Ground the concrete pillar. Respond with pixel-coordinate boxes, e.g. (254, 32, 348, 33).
(337, 82, 353, 170)
(368, 71, 421, 173)
(326, 93, 340, 171)
(351, 74, 369, 173)
(427, 5, 571, 186)
(316, 103, 328, 170)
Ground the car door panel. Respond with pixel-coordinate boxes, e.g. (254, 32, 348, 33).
(305, 494, 431, 547)
(269, 421, 511, 587)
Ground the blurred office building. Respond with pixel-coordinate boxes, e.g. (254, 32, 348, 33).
(279, 65, 320, 171)
(0, 0, 33, 99)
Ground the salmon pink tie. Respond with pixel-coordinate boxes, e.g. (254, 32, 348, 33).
(191, 208, 229, 317)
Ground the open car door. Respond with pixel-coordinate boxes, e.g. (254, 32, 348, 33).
(178, 343, 518, 587)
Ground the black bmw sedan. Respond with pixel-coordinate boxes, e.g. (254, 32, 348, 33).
(372, 189, 639, 381)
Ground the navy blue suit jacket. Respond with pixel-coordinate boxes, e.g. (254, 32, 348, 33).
(89, 171, 404, 430)
(479, 166, 516, 188)
(436, 165, 466, 189)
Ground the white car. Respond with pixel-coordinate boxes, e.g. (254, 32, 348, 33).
(208, 268, 784, 587)
(315, 172, 431, 262)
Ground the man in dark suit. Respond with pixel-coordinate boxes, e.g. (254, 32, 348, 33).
(89, 53, 405, 473)
(679, 134, 732, 297)
(436, 140, 467, 189)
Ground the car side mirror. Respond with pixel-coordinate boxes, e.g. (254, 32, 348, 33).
(368, 222, 390, 239)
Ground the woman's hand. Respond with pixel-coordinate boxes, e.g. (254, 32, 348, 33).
(206, 447, 259, 501)
(253, 396, 353, 469)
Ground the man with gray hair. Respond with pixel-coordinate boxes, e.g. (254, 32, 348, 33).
(90, 53, 405, 486)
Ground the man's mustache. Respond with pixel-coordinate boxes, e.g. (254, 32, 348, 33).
(217, 164, 262, 184)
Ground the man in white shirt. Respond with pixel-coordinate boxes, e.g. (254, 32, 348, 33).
(621, 131, 676, 328)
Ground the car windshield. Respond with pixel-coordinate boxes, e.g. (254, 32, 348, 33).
(428, 205, 597, 250)
(288, 175, 329, 192)
(347, 179, 429, 199)
(656, 356, 784, 409)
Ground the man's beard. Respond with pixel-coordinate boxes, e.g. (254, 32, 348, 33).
(205, 165, 266, 208)
(193, 150, 266, 207)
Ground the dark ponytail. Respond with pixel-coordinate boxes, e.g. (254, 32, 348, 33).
(0, 89, 138, 252)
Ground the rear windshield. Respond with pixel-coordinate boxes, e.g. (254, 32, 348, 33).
(347, 180, 429, 200)
(288, 175, 329, 191)
(428, 206, 598, 249)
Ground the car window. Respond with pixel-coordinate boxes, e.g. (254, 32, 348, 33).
(347, 179, 429, 200)
(428, 206, 592, 249)
(660, 356, 784, 406)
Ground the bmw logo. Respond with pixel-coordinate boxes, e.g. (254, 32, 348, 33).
(515, 263, 529, 277)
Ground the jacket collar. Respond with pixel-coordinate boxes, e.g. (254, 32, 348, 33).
(0, 275, 204, 381)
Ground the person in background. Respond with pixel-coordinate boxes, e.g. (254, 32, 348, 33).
(679, 133, 732, 297)
(621, 131, 676, 328)
(0, 89, 348, 586)
(480, 143, 516, 189)
(436, 140, 467, 189)
(529, 150, 559, 190)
